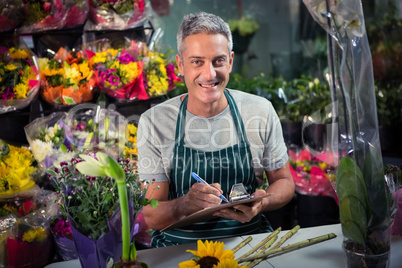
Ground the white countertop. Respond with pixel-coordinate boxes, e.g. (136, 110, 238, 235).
(46, 224, 402, 268)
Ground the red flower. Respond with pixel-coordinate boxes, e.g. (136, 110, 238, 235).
(17, 200, 36, 216)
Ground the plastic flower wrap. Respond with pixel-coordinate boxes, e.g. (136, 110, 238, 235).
(0, 37, 40, 114)
(19, 0, 89, 34)
(86, 0, 147, 31)
(39, 47, 96, 106)
(303, 0, 396, 260)
(142, 49, 182, 98)
(0, 0, 23, 33)
(0, 140, 37, 199)
(86, 40, 148, 100)
(0, 186, 57, 268)
(50, 214, 78, 260)
(25, 105, 126, 169)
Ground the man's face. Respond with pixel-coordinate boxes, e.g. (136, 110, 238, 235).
(176, 33, 234, 105)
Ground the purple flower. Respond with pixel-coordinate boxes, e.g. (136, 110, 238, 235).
(76, 122, 86, 131)
(108, 75, 120, 86)
(118, 53, 136, 64)
(0, 87, 14, 100)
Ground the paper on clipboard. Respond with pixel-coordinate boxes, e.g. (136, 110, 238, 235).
(160, 193, 273, 232)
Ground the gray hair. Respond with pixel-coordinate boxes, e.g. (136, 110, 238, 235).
(176, 12, 233, 59)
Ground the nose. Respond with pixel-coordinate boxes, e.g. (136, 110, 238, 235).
(201, 62, 216, 80)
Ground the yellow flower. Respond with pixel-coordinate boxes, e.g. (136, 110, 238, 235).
(90, 52, 108, 65)
(179, 240, 237, 268)
(79, 62, 92, 80)
(14, 83, 29, 98)
(9, 48, 29, 59)
(22, 227, 47, 243)
(120, 62, 141, 83)
(0, 145, 36, 194)
(5, 64, 17, 71)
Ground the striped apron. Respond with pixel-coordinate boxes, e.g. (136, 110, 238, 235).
(151, 90, 272, 247)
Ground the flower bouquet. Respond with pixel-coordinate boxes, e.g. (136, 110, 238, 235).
(39, 47, 97, 106)
(86, 40, 148, 100)
(19, 0, 89, 33)
(0, 0, 23, 33)
(50, 214, 78, 260)
(47, 152, 157, 267)
(0, 186, 57, 268)
(0, 37, 40, 114)
(0, 140, 38, 199)
(288, 148, 338, 204)
(303, 0, 397, 266)
(142, 49, 182, 98)
(86, 0, 147, 31)
(25, 105, 126, 169)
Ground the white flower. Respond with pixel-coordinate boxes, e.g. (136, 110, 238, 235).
(31, 139, 54, 163)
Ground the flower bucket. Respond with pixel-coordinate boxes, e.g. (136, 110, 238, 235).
(69, 204, 136, 268)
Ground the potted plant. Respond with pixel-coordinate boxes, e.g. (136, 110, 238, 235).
(303, 0, 395, 267)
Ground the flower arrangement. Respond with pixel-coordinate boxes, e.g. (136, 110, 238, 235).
(0, 40, 40, 113)
(0, 140, 37, 198)
(87, 0, 146, 30)
(303, 0, 394, 265)
(288, 148, 338, 204)
(25, 107, 126, 169)
(0, 187, 57, 268)
(86, 41, 182, 101)
(179, 240, 247, 268)
(87, 43, 147, 100)
(0, 0, 22, 32)
(19, 0, 89, 33)
(39, 47, 96, 106)
(143, 49, 182, 98)
(47, 151, 158, 266)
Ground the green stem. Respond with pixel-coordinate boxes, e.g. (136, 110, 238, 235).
(117, 181, 131, 261)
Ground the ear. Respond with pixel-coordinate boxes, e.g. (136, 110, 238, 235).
(228, 51, 234, 73)
(176, 54, 184, 76)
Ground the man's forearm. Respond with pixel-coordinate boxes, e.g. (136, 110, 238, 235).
(143, 196, 186, 230)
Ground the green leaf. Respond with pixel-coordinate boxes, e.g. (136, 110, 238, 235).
(60, 144, 67, 153)
(106, 156, 125, 183)
(149, 199, 159, 209)
(339, 195, 367, 245)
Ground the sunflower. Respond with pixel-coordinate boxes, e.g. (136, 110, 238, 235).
(179, 240, 248, 268)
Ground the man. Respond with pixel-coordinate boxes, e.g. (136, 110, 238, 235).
(138, 11, 295, 247)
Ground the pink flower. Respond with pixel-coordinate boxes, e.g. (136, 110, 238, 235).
(43, 2, 52, 12)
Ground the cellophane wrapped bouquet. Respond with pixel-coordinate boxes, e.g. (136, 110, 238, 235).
(0, 0, 23, 33)
(0, 139, 57, 268)
(288, 147, 338, 204)
(87, 0, 147, 31)
(19, 0, 89, 33)
(0, 37, 40, 114)
(24, 106, 126, 170)
(86, 40, 182, 101)
(86, 40, 147, 100)
(39, 47, 96, 106)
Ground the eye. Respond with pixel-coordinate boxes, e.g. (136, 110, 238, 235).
(191, 60, 202, 65)
(214, 58, 225, 66)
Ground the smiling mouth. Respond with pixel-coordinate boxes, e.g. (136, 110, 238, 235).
(200, 82, 219, 88)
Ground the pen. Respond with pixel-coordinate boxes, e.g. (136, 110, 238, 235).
(191, 172, 230, 203)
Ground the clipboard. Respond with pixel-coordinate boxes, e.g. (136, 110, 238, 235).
(160, 193, 273, 231)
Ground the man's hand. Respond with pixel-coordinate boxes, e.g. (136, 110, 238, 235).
(212, 189, 267, 223)
(179, 182, 224, 215)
